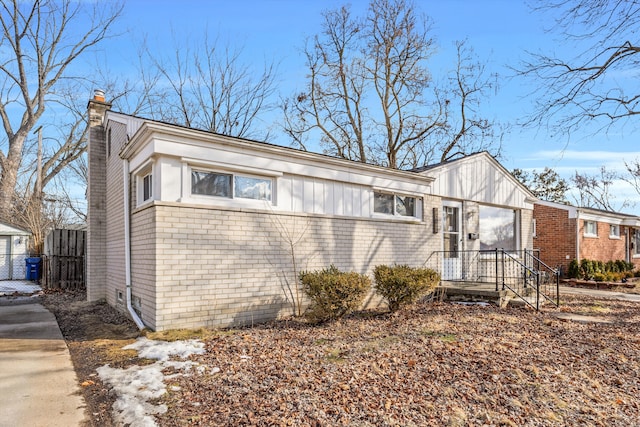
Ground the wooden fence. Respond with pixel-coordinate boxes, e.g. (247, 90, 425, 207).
(42, 229, 85, 290)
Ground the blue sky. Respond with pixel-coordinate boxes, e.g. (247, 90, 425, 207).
(98, 0, 640, 213)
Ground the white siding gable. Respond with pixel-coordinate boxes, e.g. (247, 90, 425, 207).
(426, 152, 534, 209)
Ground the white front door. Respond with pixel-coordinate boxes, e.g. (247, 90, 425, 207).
(442, 201, 462, 280)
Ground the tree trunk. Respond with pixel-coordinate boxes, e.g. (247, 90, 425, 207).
(0, 132, 26, 220)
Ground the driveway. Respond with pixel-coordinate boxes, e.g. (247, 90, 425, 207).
(0, 301, 86, 427)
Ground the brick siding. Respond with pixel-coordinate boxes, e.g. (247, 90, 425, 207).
(533, 204, 576, 276)
(131, 198, 441, 331)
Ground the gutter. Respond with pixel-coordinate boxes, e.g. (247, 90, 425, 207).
(576, 209, 580, 263)
(123, 159, 146, 330)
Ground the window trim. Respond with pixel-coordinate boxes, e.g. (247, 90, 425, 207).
(373, 190, 420, 218)
(584, 220, 598, 238)
(633, 229, 640, 257)
(142, 173, 152, 202)
(189, 166, 274, 203)
(609, 224, 620, 239)
(133, 159, 154, 207)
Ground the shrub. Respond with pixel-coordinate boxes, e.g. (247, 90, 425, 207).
(616, 259, 634, 272)
(580, 259, 594, 279)
(299, 265, 371, 322)
(373, 264, 440, 312)
(567, 259, 580, 279)
(593, 272, 606, 282)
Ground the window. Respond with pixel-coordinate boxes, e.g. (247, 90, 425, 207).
(584, 220, 598, 237)
(610, 224, 620, 238)
(396, 195, 416, 217)
(479, 205, 516, 251)
(142, 173, 152, 201)
(191, 170, 272, 201)
(374, 192, 418, 217)
(374, 192, 394, 215)
(192, 171, 231, 197)
(234, 176, 272, 201)
(634, 229, 640, 256)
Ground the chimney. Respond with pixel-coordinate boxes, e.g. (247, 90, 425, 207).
(93, 89, 106, 102)
(86, 89, 111, 302)
(87, 89, 111, 126)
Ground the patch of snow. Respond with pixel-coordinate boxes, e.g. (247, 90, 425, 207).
(123, 337, 205, 361)
(97, 337, 214, 427)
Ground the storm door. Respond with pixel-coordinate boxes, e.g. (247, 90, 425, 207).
(442, 202, 462, 280)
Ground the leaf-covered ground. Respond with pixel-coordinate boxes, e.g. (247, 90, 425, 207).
(44, 291, 640, 426)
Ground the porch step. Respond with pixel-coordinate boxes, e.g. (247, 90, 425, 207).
(437, 281, 542, 309)
(437, 281, 512, 308)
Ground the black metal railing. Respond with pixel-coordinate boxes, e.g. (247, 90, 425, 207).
(426, 249, 560, 310)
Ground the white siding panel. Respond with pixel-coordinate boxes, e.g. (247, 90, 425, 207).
(430, 154, 529, 209)
(293, 177, 304, 212)
(277, 175, 293, 211)
(313, 179, 324, 214)
(325, 181, 334, 214)
(344, 185, 354, 216)
(333, 183, 344, 216)
(303, 178, 314, 213)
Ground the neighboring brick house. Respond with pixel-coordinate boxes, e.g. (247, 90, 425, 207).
(533, 200, 640, 277)
(86, 91, 537, 331)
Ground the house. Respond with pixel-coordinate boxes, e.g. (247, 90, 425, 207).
(533, 200, 640, 277)
(0, 222, 31, 280)
(414, 153, 537, 282)
(86, 91, 539, 331)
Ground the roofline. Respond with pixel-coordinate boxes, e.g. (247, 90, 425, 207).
(119, 119, 436, 185)
(536, 199, 640, 222)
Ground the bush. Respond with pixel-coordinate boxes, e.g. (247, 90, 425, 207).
(580, 259, 594, 279)
(299, 265, 371, 323)
(605, 260, 618, 273)
(374, 264, 440, 312)
(573, 258, 635, 280)
(567, 259, 580, 279)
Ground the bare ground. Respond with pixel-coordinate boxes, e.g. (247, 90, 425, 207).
(41, 290, 640, 427)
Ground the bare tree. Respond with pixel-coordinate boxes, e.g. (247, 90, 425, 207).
(519, 0, 640, 136)
(571, 166, 629, 211)
(282, 0, 500, 169)
(0, 0, 122, 219)
(437, 40, 502, 163)
(143, 33, 277, 140)
(623, 159, 640, 196)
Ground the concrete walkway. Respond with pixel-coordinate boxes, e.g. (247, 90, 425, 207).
(0, 302, 86, 427)
(560, 285, 640, 302)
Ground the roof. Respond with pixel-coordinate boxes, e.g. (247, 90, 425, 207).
(109, 110, 436, 186)
(0, 222, 31, 236)
(536, 199, 640, 225)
